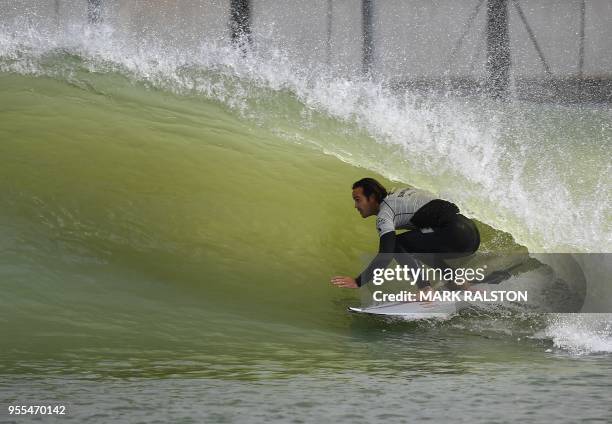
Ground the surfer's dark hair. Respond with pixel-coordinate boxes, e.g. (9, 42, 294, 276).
(352, 178, 387, 203)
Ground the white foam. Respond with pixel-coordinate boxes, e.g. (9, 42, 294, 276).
(539, 314, 612, 355)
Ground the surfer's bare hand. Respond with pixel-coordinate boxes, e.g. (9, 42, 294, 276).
(331, 276, 358, 289)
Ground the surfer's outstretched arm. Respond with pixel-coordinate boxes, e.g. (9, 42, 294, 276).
(331, 232, 396, 289)
(354, 231, 396, 287)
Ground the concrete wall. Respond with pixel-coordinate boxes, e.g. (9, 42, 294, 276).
(374, 0, 612, 79)
(252, 0, 362, 74)
(109, 0, 230, 45)
(2, 0, 611, 79)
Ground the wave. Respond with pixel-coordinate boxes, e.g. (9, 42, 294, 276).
(1, 15, 609, 253)
(1, 8, 611, 357)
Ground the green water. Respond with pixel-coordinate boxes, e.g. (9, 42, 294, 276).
(0, 71, 508, 360)
(1, 67, 611, 423)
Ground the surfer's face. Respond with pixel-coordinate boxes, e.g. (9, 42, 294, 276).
(352, 187, 379, 218)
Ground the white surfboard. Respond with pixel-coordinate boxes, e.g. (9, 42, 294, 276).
(348, 282, 516, 319)
(347, 262, 525, 320)
(348, 300, 457, 320)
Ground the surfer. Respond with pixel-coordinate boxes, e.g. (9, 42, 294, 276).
(331, 177, 480, 294)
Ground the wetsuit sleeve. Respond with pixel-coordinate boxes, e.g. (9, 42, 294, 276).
(376, 213, 395, 237)
(355, 231, 396, 287)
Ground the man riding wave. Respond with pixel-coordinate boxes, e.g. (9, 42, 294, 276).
(331, 178, 481, 296)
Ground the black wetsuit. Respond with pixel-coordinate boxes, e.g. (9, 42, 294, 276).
(355, 198, 480, 287)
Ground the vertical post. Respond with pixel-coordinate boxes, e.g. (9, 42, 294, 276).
(230, 0, 251, 45)
(362, 0, 374, 76)
(326, 0, 333, 65)
(87, 0, 102, 24)
(55, 0, 61, 28)
(486, 0, 510, 98)
(578, 0, 585, 78)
